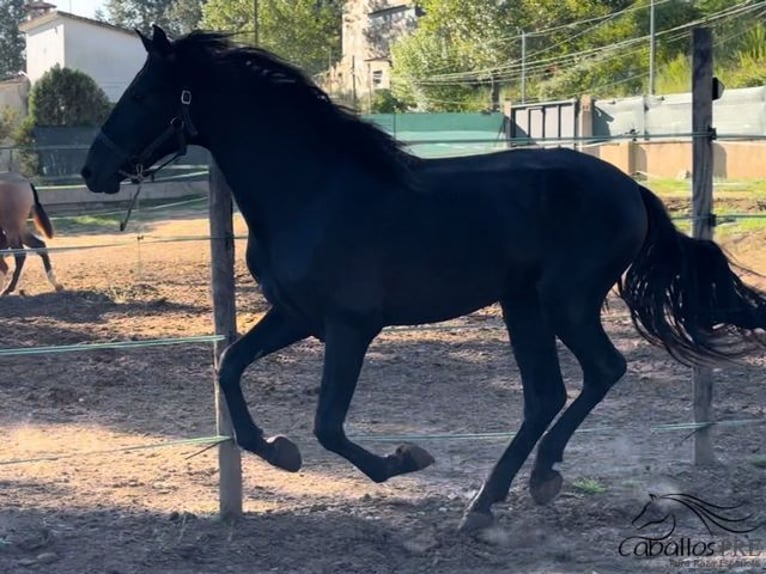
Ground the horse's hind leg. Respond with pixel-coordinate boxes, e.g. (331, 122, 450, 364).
(529, 292, 626, 506)
(459, 291, 566, 532)
(22, 231, 63, 292)
(0, 255, 7, 293)
(0, 232, 7, 291)
(1, 237, 26, 296)
(313, 320, 435, 483)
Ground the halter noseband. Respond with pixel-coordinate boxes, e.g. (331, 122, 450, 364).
(95, 89, 198, 183)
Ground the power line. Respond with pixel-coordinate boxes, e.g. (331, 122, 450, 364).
(420, 0, 761, 82)
(415, 0, 764, 87)
(421, 0, 678, 77)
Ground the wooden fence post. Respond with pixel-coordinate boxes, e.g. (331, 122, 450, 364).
(577, 95, 593, 153)
(691, 27, 716, 465)
(503, 100, 513, 148)
(209, 161, 243, 518)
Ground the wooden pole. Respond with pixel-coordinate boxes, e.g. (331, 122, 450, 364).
(520, 31, 527, 104)
(503, 100, 513, 149)
(352, 55, 358, 111)
(649, 0, 656, 95)
(691, 27, 716, 466)
(209, 161, 243, 518)
(253, 0, 259, 45)
(578, 95, 593, 153)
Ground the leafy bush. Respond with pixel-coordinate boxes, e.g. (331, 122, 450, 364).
(370, 89, 410, 113)
(28, 64, 111, 127)
(14, 65, 111, 178)
(0, 106, 18, 142)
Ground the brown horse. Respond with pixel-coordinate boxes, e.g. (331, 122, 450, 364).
(0, 172, 63, 296)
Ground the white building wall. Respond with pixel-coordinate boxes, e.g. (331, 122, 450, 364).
(63, 19, 145, 102)
(23, 14, 146, 102)
(24, 20, 65, 85)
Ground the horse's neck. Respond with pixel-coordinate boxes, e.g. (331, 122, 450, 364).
(205, 124, 329, 235)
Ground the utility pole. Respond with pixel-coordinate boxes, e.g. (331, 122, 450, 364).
(521, 30, 527, 104)
(254, 0, 259, 45)
(352, 55, 358, 110)
(649, 0, 656, 95)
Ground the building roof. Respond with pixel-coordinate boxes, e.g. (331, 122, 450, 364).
(19, 9, 135, 37)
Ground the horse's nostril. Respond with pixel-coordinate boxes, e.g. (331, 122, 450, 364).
(81, 166, 92, 180)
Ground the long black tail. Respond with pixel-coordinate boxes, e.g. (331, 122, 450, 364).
(619, 185, 766, 365)
(30, 182, 54, 239)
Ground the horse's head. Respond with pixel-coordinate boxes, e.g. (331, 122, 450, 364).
(81, 25, 193, 194)
(632, 493, 674, 531)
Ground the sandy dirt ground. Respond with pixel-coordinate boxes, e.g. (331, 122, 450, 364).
(0, 202, 764, 574)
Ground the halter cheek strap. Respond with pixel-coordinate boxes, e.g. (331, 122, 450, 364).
(95, 89, 197, 184)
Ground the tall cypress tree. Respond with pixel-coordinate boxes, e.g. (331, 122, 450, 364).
(0, 0, 26, 79)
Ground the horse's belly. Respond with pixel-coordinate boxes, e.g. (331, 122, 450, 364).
(378, 251, 519, 325)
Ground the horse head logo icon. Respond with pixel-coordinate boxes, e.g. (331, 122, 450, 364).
(632, 493, 762, 536)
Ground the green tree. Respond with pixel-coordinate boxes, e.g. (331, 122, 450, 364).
(0, 0, 25, 79)
(0, 106, 18, 142)
(99, 0, 205, 35)
(27, 65, 111, 127)
(391, 0, 614, 110)
(389, 0, 766, 109)
(14, 66, 111, 177)
(201, 0, 343, 75)
(369, 89, 409, 114)
(168, 0, 206, 34)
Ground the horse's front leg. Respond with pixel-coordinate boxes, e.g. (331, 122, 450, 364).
(218, 306, 309, 471)
(313, 320, 434, 483)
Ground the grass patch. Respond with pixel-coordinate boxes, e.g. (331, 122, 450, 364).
(572, 477, 607, 495)
(646, 178, 766, 198)
(40, 195, 208, 235)
(52, 213, 123, 234)
(641, 177, 766, 238)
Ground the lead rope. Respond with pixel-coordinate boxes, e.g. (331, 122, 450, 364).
(119, 180, 143, 232)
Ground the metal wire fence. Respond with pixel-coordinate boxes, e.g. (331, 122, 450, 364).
(1, 129, 765, 512)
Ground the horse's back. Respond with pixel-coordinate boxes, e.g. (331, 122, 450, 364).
(417, 147, 647, 255)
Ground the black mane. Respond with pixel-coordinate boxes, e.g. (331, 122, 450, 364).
(173, 31, 419, 185)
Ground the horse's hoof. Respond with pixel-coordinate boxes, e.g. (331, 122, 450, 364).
(529, 469, 562, 506)
(395, 443, 435, 473)
(54, 284, 64, 292)
(265, 435, 302, 472)
(458, 510, 494, 534)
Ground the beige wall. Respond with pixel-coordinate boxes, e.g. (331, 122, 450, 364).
(585, 140, 766, 179)
(0, 77, 30, 120)
(328, 0, 418, 102)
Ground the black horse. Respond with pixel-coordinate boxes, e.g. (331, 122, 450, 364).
(81, 27, 766, 531)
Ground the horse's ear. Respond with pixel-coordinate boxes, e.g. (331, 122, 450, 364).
(151, 24, 172, 55)
(136, 28, 152, 53)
